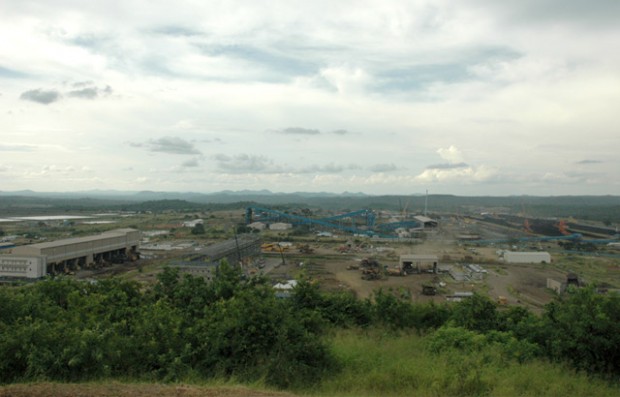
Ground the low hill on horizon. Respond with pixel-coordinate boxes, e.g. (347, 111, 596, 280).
(0, 190, 619, 223)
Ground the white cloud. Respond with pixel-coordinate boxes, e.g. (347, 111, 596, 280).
(214, 154, 284, 174)
(370, 163, 397, 172)
(319, 65, 371, 95)
(146, 137, 201, 155)
(181, 158, 200, 167)
(437, 145, 465, 164)
(415, 164, 498, 183)
(20, 89, 61, 105)
(299, 163, 346, 174)
(0, 1, 618, 195)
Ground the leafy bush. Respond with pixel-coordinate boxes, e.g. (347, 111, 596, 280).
(540, 286, 620, 375)
(0, 264, 335, 387)
(2, 263, 620, 391)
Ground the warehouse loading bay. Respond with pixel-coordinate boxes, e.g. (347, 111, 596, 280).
(2, 208, 619, 312)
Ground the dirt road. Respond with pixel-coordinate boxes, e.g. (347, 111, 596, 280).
(0, 383, 297, 397)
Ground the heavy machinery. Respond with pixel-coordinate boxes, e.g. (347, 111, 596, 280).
(422, 285, 437, 296)
(386, 267, 403, 277)
(361, 267, 383, 280)
(261, 243, 289, 253)
(360, 258, 384, 280)
(297, 244, 315, 254)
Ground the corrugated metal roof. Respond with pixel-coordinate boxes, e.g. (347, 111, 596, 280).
(18, 229, 138, 249)
(190, 235, 261, 260)
(414, 215, 437, 223)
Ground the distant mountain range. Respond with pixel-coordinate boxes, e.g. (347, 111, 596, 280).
(0, 189, 371, 203)
(0, 190, 619, 223)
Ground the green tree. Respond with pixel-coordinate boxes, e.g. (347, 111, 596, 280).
(236, 224, 252, 234)
(191, 223, 205, 235)
(542, 286, 620, 375)
(449, 293, 500, 333)
(371, 288, 417, 329)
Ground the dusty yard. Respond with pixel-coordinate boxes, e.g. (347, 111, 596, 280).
(485, 264, 565, 311)
(265, 240, 583, 312)
(72, 231, 619, 314)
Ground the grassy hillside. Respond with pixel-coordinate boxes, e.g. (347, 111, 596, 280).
(2, 333, 618, 397)
(316, 330, 619, 397)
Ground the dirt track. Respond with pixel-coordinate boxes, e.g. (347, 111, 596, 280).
(0, 383, 296, 397)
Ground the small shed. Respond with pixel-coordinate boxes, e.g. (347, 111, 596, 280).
(547, 278, 564, 294)
(413, 215, 438, 228)
(400, 254, 439, 274)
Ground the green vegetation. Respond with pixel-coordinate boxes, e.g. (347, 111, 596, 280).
(190, 223, 205, 235)
(0, 265, 331, 388)
(1, 267, 620, 396)
(319, 330, 617, 397)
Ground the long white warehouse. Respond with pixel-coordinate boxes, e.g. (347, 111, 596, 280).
(0, 228, 140, 279)
(503, 251, 551, 264)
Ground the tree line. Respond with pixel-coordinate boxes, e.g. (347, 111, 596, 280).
(1, 263, 619, 387)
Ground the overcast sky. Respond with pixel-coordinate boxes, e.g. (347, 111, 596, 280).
(1, 1, 619, 195)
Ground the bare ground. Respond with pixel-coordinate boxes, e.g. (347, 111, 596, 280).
(485, 264, 565, 312)
(0, 383, 297, 397)
(274, 241, 573, 311)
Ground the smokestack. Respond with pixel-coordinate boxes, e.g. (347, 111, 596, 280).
(424, 189, 428, 216)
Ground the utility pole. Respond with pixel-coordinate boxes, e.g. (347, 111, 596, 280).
(232, 225, 241, 266)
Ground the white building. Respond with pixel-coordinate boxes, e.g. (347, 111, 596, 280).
(269, 222, 292, 231)
(248, 222, 266, 231)
(1, 228, 140, 278)
(400, 254, 439, 274)
(182, 219, 204, 228)
(503, 251, 551, 264)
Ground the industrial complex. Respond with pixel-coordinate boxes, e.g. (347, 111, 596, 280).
(1, 199, 618, 314)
